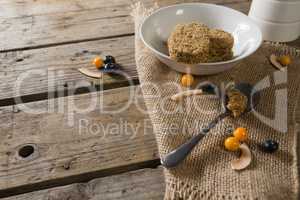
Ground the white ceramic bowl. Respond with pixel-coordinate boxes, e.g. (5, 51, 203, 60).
(249, 0, 300, 23)
(140, 3, 263, 75)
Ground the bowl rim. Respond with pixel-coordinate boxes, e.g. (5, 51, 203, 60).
(140, 3, 263, 66)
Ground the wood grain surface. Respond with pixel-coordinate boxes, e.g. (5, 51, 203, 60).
(0, 1, 251, 106)
(0, 86, 159, 197)
(0, 0, 299, 199)
(0, 36, 136, 105)
(2, 167, 165, 200)
(0, 0, 249, 52)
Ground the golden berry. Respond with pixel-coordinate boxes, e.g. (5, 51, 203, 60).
(233, 127, 248, 142)
(93, 57, 104, 69)
(224, 137, 240, 151)
(181, 74, 194, 87)
(278, 55, 291, 66)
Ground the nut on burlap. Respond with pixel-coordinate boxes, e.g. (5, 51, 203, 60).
(131, 3, 300, 200)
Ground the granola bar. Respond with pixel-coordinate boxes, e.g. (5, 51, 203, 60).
(168, 23, 210, 64)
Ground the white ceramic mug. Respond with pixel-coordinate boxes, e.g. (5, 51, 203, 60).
(249, 0, 300, 42)
(249, 0, 300, 23)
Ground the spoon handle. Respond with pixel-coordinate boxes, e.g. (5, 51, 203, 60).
(161, 112, 230, 168)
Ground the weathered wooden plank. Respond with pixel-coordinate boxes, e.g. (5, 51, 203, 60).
(0, 1, 252, 106)
(0, 0, 247, 18)
(0, 86, 160, 197)
(0, 0, 131, 18)
(0, 36, 136, 105)
(2, 167, 165, 200)
(0, 0, 250, 52)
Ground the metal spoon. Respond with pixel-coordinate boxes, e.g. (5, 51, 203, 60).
(161, 83, 260, 168)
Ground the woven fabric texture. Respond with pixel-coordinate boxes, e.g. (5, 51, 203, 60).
(131, 3, 300, 199)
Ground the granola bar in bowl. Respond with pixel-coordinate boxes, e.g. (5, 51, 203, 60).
(140, 3, 262, 75)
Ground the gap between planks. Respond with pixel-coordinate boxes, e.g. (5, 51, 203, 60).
(0, 86, 160, 197)
(2, 167, 165, 200)
(0, 1, 252, 107)
(0, 161, 161, 198)
(0, 33, 134, 54)
(0, 79, 140, 107)
(0, 0, 250, 52)
(0, 35, 139, 107)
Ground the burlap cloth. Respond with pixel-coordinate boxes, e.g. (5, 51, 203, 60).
(131, 3, 300, 199)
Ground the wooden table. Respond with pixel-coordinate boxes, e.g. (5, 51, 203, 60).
(0, 0, 299, 199)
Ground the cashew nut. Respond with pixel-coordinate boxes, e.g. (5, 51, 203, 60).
(171, 89, 203, 101)
(78, 68, 103, 79)
(270, 54, 285, 71)
(231, 143, 252, 170)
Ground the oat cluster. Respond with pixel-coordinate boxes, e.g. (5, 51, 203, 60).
(168, 22, 234, 64)
(226, 89, 248, 118)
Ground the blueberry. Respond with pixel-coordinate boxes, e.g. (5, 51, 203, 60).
(261, 139, 279, 153)
(198, 82, 218, 95)
(102, 63, 120, 73)
(104, 55, 116, 64)
(201, 84, 216, 94)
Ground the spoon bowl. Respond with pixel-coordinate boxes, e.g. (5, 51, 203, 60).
(223, 82, 260, 114)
